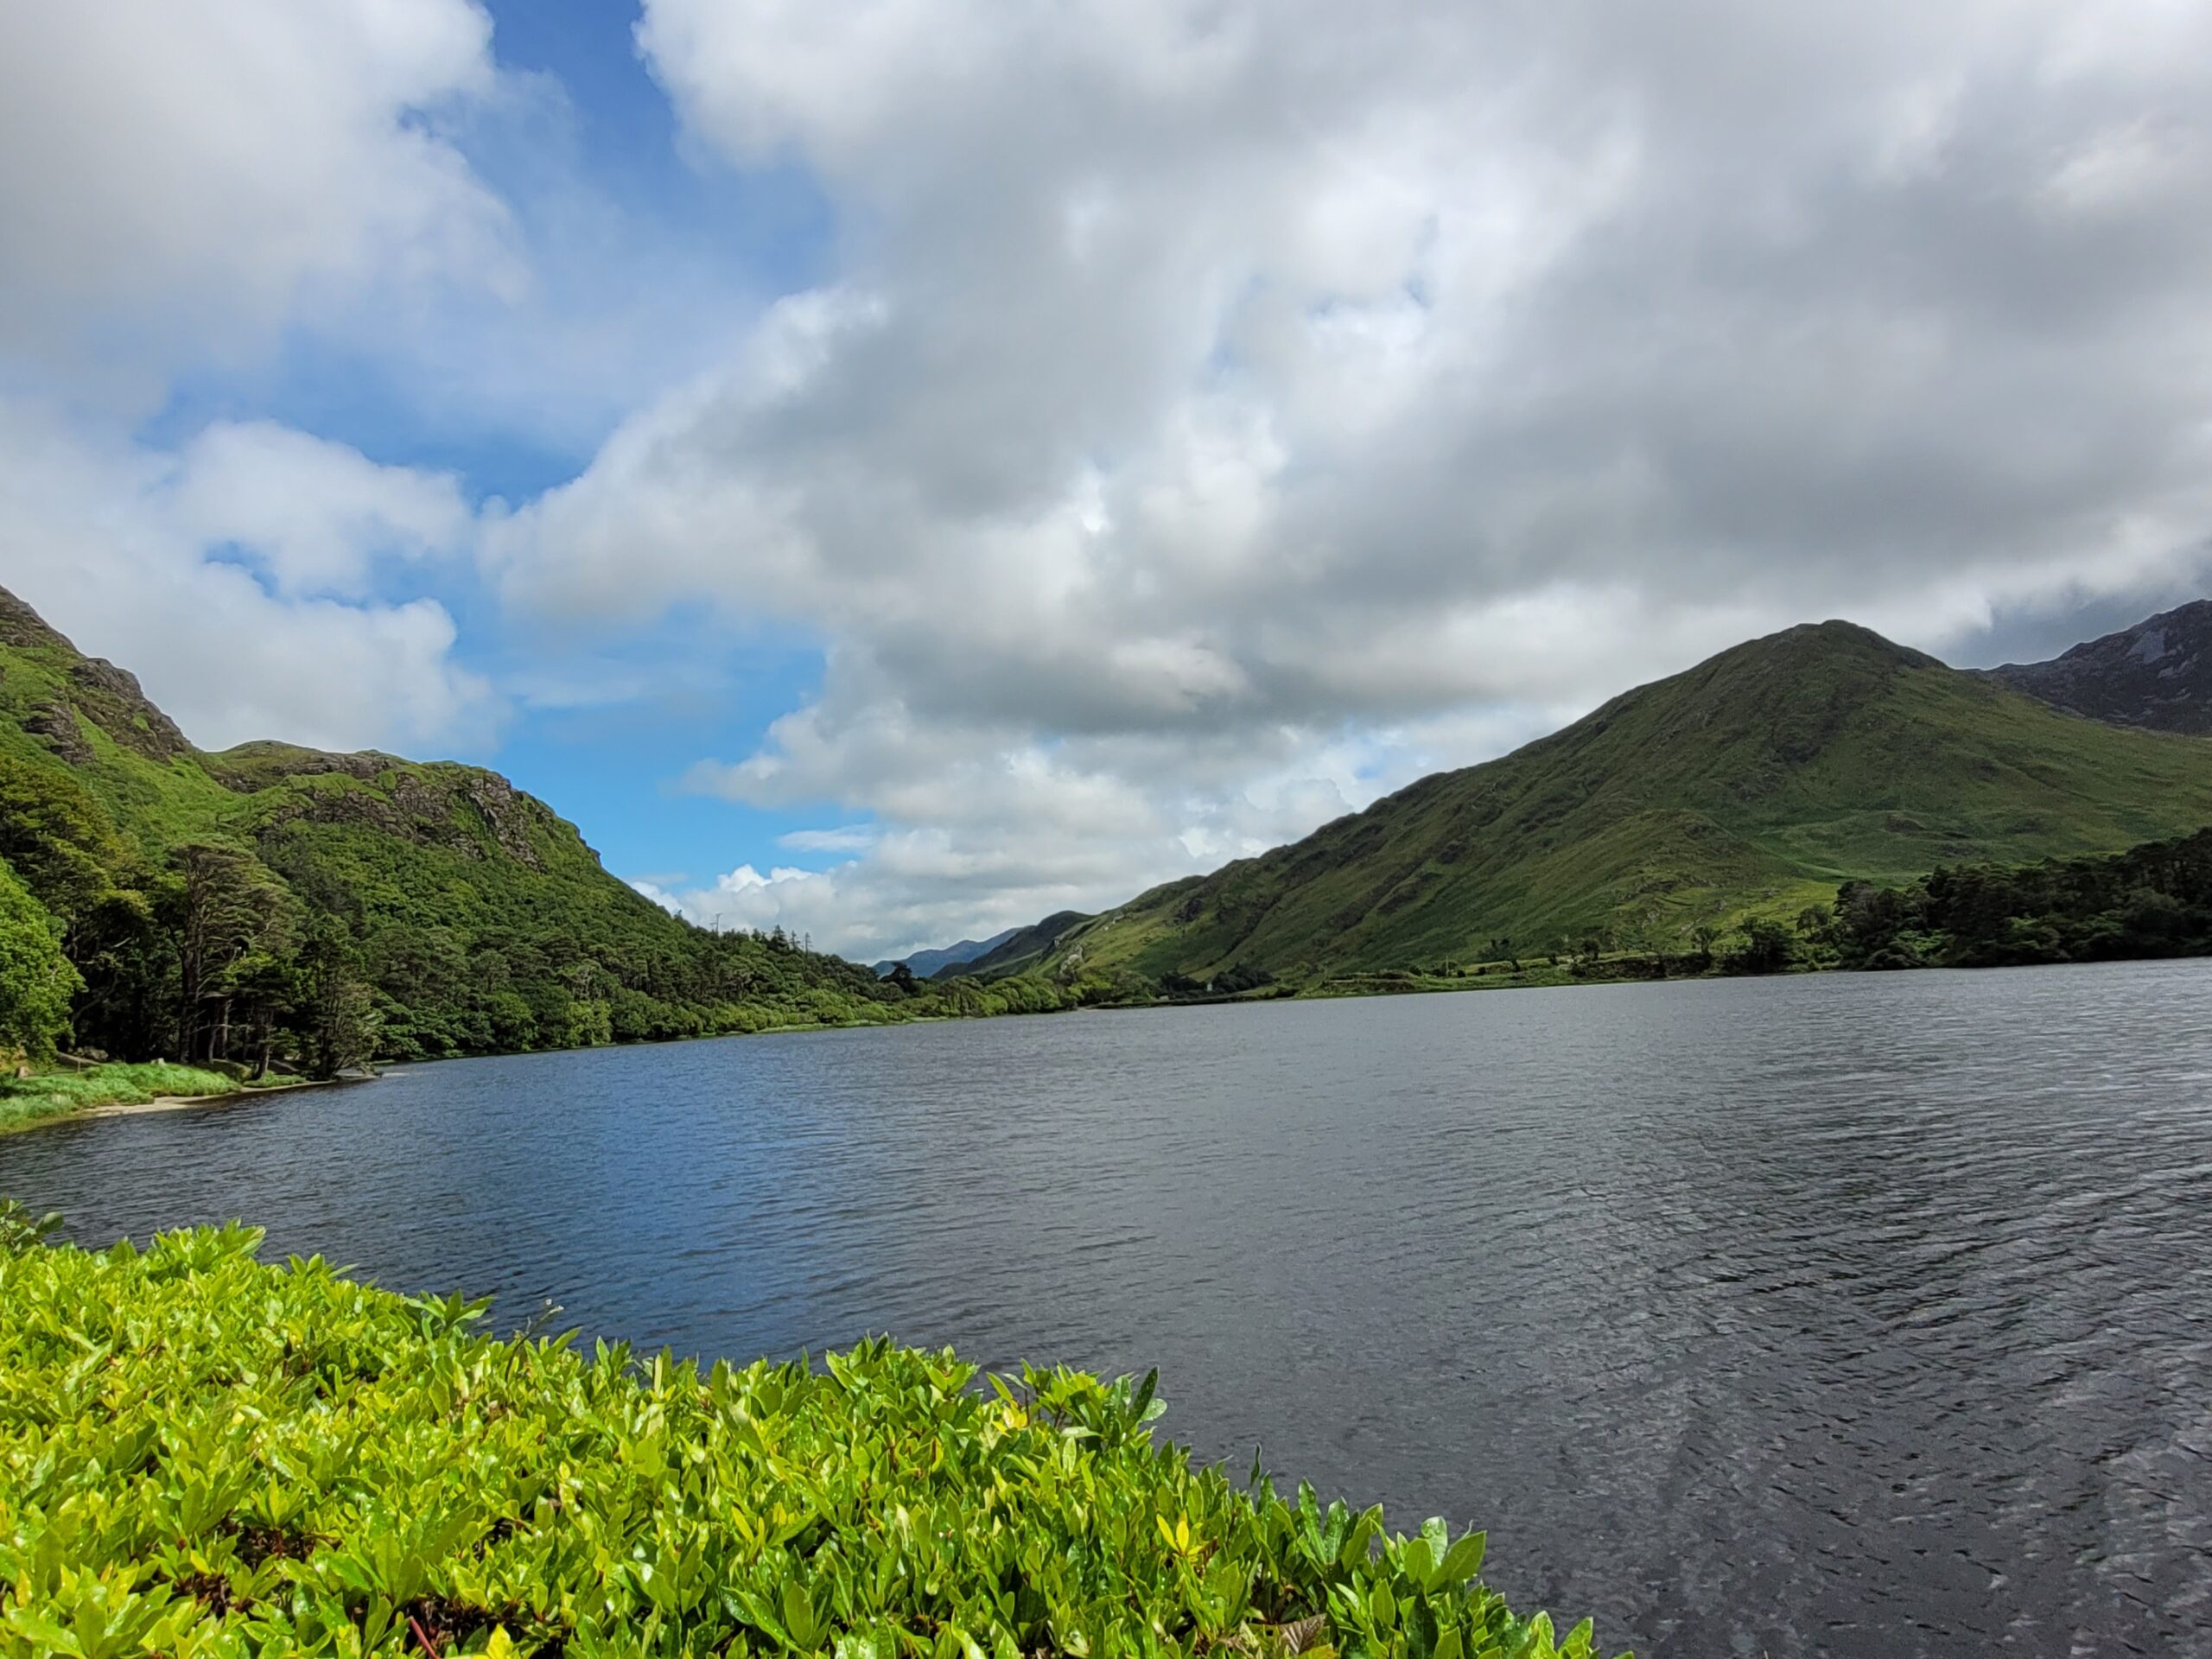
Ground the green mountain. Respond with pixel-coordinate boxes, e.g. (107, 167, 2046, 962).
(1003, 620, 2212, 984)
(1982, 599, 2212, 734)
(933, 911, 1094, 982)
(0, 586, 904, 1068)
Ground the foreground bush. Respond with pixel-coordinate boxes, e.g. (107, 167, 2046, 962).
(0, 1224, 1618, 1659)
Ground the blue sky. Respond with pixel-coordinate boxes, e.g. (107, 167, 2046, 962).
(4, 0, 2212, 958)
(138, 0, 846, 900)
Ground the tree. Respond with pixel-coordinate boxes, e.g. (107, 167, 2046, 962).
(0, 753, 125, 931)
(165, 843, 297, 1064)
(225, 952, 302, 1077)
(67, 885, 175, 1061)
(295, 918, 377, 1078)
(0, 859, 80, 1060)
(1728, 917, 1796, 976)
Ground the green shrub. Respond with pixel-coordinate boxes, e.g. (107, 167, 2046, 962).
(0, 1225, 1619, 1659)
(0, 860, 78, 1063)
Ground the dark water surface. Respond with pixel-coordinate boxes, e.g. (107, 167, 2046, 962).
(7, 962, 2212, 1656)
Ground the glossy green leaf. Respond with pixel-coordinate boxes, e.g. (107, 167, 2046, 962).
(0, 1223, 1623, 1659)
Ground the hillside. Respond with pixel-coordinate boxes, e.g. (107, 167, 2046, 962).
(0, 586, 902, 1067)
(1003, 621, 2212, 984)
(1982, 600, 2212, 734)
(933, 910, 1094, 981)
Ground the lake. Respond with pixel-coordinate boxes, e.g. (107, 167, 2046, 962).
(5, 961, 2210, 1656)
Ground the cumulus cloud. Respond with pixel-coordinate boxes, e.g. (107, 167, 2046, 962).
(652, 683, 1574, 962)
(635, 827, 1193, 966)
(0, 398, 497, 754)
(0, 0, 514, 385)
(169, 423, 475, 601)
(478, 0, 2212, 950)
(0, 2, 520, 760)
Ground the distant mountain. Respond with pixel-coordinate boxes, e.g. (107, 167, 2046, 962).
(1981, 600, 2212, 735)
(932, 911, 1094, 980)
(982, 620, 2212, 984)
(874, 928, 1020, 978)
(0, 586, 899, 1068)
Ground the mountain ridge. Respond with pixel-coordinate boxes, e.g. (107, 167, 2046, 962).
(970, 615, 2212, 985)
(936, 911, 1096, 981)
(1981, 600, 2212, 735)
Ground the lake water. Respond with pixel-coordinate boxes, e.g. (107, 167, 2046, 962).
(6, 962, 2211, 1656)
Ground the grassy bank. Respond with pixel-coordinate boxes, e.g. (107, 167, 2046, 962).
(0, 1061, 241, 1134)
(0, 1220, 1619, 1659)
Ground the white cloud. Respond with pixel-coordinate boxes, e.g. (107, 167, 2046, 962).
(479, 0, 2212, 948)
(779, 826, 880, 854)
(0, 0, 514, 386)
(0, 398, 496, 755)
(169, 423, 475, 601)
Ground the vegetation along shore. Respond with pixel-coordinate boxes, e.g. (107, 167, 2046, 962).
(0, 1209, 1618, 1659)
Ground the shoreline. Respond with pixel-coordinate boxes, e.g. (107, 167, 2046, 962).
(16, 949, 2203, 1128)
(79, 1075, 346, 1122)
(3, 1074, 357, 1137)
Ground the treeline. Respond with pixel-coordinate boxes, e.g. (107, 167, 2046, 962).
(1824, 825, 2212, 969)
(0, 750, 1158, 1076)
(1392, 825, 2212, 985)
(919, 965, 1155, 1017)
(1396, 918, 1802, 986)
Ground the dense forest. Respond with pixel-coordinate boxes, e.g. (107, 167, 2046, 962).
(1822, 826, 2212, 969)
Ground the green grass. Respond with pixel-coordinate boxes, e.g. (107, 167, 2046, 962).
(1029, 623, 2212, 984)
(0, 1062, 238, 1132)
(0, 1223, 1618, 1659)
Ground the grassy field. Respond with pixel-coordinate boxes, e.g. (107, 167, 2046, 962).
(0, 1061, 239, 1134)
(0, 1219, 1619, 1658)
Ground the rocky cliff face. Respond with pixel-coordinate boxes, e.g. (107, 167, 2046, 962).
(1983, 601, 2212, 735)
(1, 586, 194, 764)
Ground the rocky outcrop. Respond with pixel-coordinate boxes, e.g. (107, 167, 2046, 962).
(245, 763, 549, 871)
(211, 742, 391, 788)
(254, 777, 485, 861)
(66, 658, 194, 762)
(1983, 601, 2212, 735)
(0, 587, 72, 652)
(0, 585, 196, 765)
(458, 772, 545, 871)
(25, 699, 92, 765)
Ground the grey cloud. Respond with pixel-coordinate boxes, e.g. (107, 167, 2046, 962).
(514, 0, 2212, 948)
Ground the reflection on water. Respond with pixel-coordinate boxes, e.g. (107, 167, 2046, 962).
(6, 960, 2210, 1656)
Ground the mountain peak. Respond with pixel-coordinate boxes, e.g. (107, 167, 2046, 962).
(0, 584, 81, 657)
(1738, 618, 1941, 668)
(0, 585, 194, 766)
(1984, 600, 2212, 734)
